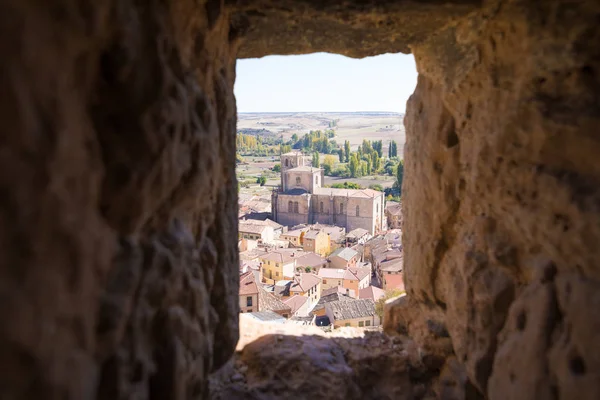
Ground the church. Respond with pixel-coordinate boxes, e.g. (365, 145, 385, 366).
(271, 151, 385, 235)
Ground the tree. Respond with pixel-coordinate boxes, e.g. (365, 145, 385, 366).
(272, 163, 281, 173)
(313, 152, 320, 167)
(372, 152, 380, 173)
(257, 175, 267, 186)
(388, 140, 398, 158)
(348, 153, 360, 178)
(344, 140, 351, 163)
(291, 133, 299, 143)
(299, 231, 305, 245)
(322, 155, 336, 175)
(361, 139, 373, 155)
(338, 149, 344, 163)
(396, 159, 404, 193)
(373, 140, 383, 157)
(375, 289, 406, 320)
(369, 184, 384, 192)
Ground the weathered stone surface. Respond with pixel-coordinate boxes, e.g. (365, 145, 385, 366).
(229, 0, 482, 58)
(0, 0, 239, 398)
(402, 0, 600, 397)
(210, 331, 441, 400)
(2, 0, 600, 398)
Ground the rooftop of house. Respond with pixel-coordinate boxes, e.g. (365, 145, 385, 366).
(312, 187, 383, 198)
(238, 222, 270, 235)
(311, 290, 353, 315)
(281, 228, 308, 238)
(260, 249, 301, 263)
(239, 271, 259, 296)
(385, 201, 402, 215)
(293, 224, 346, 242)
(325, 298, 376, 321)
(380, 257, 403, 273)
(258, 286, 292, 313)
(304, 229, 325, 240)
(245, 310, 287, 323)
(344, 266, 371, 281)
(284, 295, 309, 315)
(239, 247, 268, 261)
(317, 268, 346, 280)
(289, 273, 321, 293)
(282, 151, 304, 156)
(283, 188, 310, 195)
(347, 228, 370, 239)
(384, 274, 405, 291)
(294, 252, 327, 268)
(330, 247, 359, 261)
(359, 286, 386, 302)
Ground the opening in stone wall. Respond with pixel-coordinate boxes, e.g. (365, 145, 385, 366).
(234, 52, 417, 339)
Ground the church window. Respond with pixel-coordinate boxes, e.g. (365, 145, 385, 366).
(315, 176, 319, 185)
(376, 203, 379, 213)
(288, 201, 293, 213)
(340, 203, 344, 214)
(320, 202, 323, 213)
(285, 159, 289, 167)
(356, 205, 360, 217)
(296, 177, 301, 185)
(294, 202, 299, 213)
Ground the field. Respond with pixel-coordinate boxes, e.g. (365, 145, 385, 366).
(237, 112, 405, 208)
(237, 112, 405, 158)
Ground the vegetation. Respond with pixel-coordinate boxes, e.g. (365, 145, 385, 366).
(313, 151, 320, 167)
(272, 163, 281, 172)
(329, 182, 363, 189)
(369, 184, 384, 192)
(344, 140, 351, 162)
(322, 155, 336, 175)
(396, 159, 404, 192)
(375, 289, 406, 319)
(292, 130, 337, 154)
(388, 140, 398, 158)
(256, 175, 267, 186)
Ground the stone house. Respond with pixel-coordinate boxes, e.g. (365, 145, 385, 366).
(279, 227, 308, 247)
(294, 252, 327, 273)
(358, 286, 386, 302)
(238, 220, 275, 243)
(329, 247, 359, 269)
(239, 271, 259, 313)
(346, 228, 371, 245)
(257, 286, 292, 318)
(385, 201, 403, 229)
(317, 266, 370, 298)
(325, 298, 380, 328)
(302, 229, 330, 256)
(259, 250, 298, 284)
(310, 287, 352, 317)
(284, 295, 310, 317)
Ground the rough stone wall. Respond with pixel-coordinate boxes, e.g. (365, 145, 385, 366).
(0, 0, 240, 398)
(2, 0, 599, 399)
(400, 0, 600, 398)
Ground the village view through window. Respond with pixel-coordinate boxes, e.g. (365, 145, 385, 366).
(234, 52, 417, 340)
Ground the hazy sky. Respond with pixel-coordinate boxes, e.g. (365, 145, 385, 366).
(235, 53, 417, 113)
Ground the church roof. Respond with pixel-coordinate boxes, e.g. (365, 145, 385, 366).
(313, 187, 383, 198)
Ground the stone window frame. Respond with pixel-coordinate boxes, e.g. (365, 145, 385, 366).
(296, 176, 301, 185)
(246, 296, 252, 307)
(356, 205, 360, 217)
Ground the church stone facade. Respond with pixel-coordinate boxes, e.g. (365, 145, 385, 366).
(272, 151, 384, 235)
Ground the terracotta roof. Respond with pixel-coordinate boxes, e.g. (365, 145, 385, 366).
(239, 272, 259, 296)
(246, 311, 286, 322)
(347, 228, 369, 239)
(295, 252, 327, 268)
(304, 230, 323, 240)
(289, 273, 321, 293)
(260, 250, 298, 263)
(359, 286, 386, 302)
(384, 274, 405, 291)
(258, 286, 292, 313)
(330, 247, 359, 261)
(326, 298, 376, 320)
(239, 222, 270, 234)
(344, 266, 370, 281)
(318, 268, 346, 280)
(284, 295, 309, 315)
(385, 202, 402, 215)
(281, 228, 308, 238)
(380, 257, 403, 273)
